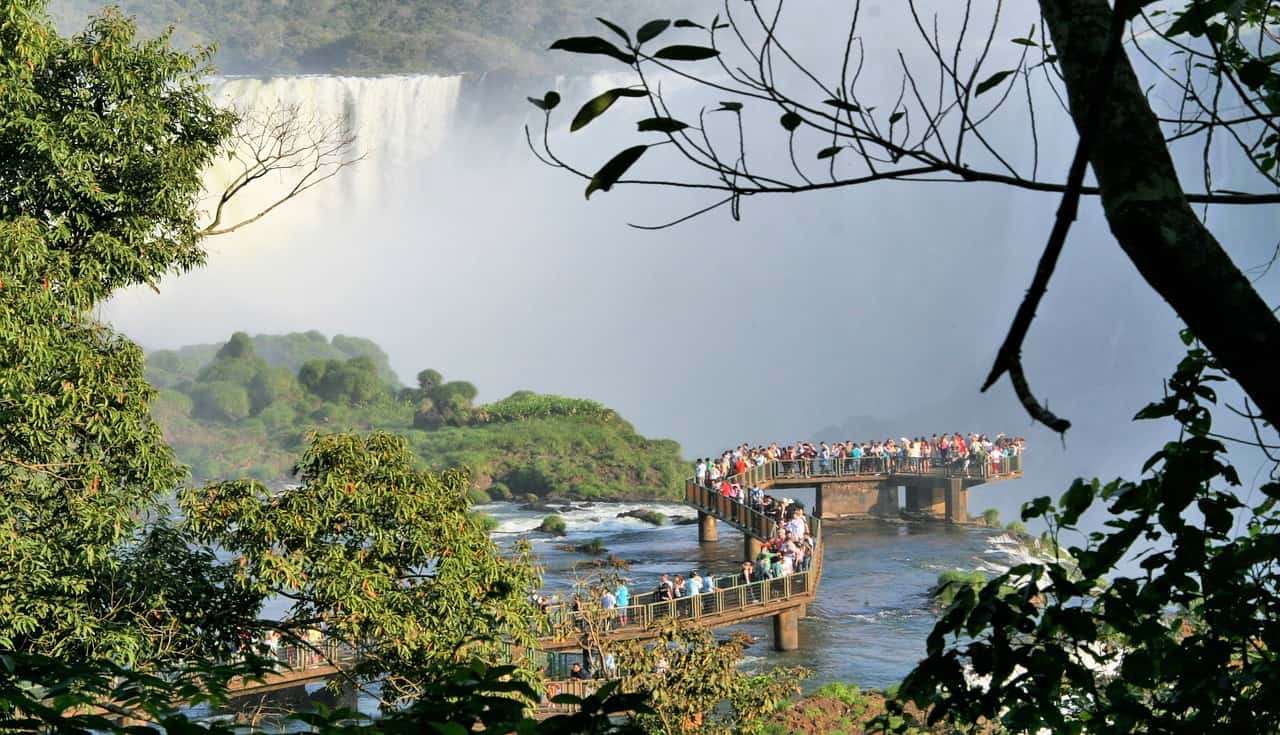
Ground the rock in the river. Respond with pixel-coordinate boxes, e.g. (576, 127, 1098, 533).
(617, 508, 666, 526)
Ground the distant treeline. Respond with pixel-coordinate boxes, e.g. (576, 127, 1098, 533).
(148, 331, 686, 499)
(47, 0, 680, 75)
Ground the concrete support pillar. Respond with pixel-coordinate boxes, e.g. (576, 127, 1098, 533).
(698, 511, 718, 542)
(814, 480, 885, 518)
(944, 477, 968, 524)
(905, 485, 946, 518)
(904, 486, 923, 512)
(744, 534, 763, 560)
(772, 608, 800, 651)
(875, 485, 900, 516)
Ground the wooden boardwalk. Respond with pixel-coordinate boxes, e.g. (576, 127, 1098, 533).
(537, 475, 825, 655)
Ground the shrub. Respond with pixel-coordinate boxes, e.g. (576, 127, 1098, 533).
(216, 331, 255, 360)
(188, 381, 251, 422)
(537, 514, 567, 536)
(488, 482, 512, 500)
(982, 508, 1000, 526)
(574, 537, 607, 555)
(811, 682, 871, 714)
(249, 366, 302, 413)
(467, 488, 491, 505)
(1006, 520, 1029, 536)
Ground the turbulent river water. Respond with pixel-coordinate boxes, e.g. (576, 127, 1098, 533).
(482, 491, 1030, 690)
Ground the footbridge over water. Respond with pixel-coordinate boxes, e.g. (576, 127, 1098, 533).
(539, 479, 824, 654)
(697, 456, 1023, 530)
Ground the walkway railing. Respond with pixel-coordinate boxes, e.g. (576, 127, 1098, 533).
(544, 569, 814, 641)
(768, 454, 1023, 481)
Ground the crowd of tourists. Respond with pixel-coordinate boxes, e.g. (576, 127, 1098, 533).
(694, 433, 1026, 487)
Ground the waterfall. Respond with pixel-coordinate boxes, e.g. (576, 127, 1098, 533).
(197, 72, 630, 236)
(203, 75, 465, 222)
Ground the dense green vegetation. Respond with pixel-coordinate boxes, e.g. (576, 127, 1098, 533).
(46, 0, 676, 75)
(147, 331, 687, 498)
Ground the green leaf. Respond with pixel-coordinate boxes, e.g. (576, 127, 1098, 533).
(673, 19, 705, 29)
(1059, 479, 1095, 526)
(526, 91, 561, 111)
(889, 111, 905, 124)
(549, 36, 636, 65)
(637, 117, 689, 133)
(571, 88, 649, 132)
(817, 146, 843, 159)
(975, 70, 1015, 96)
(637, 20, 671, 45)
(596, 18, 630, 45)
(585, 145, 648, 199)
(1261, 482, 1280, 500)
(1238, 59, 1271, 90)
(780, 111, 803, 131)
(653, 44, 720, 61)
(1011, 38, 1038, 47)
(823, 98, 861, 113)
(716, 101, 743, 112)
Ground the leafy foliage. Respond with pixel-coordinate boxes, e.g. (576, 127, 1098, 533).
(614, 621, 810, 734)
(927, 570, 992, 609)
(0, 0, 236, 665)
(182, 432, 544, 698)
(892, 339, 1280, 734)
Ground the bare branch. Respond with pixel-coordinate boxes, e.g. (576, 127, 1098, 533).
(201, 102, 364, 237)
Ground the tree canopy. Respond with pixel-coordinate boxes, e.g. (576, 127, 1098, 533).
(0, 0, 233, 664)
(0, 0, 550, 694)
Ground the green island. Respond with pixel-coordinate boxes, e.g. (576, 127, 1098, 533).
(147, 330, 687, 499)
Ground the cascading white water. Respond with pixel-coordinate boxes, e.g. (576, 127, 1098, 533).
(195, 72, 630, 243)
(203, 75, 465, 226)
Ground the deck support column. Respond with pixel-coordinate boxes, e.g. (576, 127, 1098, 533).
(944, 477, 967, 524)
(698, 511, 719, 542)
(744, 534, 763, 560)
(772, 608, 800, 651)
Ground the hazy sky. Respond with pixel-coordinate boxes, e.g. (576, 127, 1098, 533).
(105, 1, 1279, 523)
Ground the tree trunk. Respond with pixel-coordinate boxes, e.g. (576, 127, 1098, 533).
(1039, 0, 1280, 432)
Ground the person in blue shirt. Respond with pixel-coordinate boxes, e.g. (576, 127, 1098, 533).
(615, 582, 630, 624)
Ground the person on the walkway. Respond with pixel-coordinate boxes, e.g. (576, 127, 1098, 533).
(658, 574, 675, 601)
(615, 581, 630, 625)
(600, 587, 617, 632)
(689, 570, 704, 596)
(787, 509, 808, 539)
(695, 458, 707, 486)
(570, 662, 588, 680)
